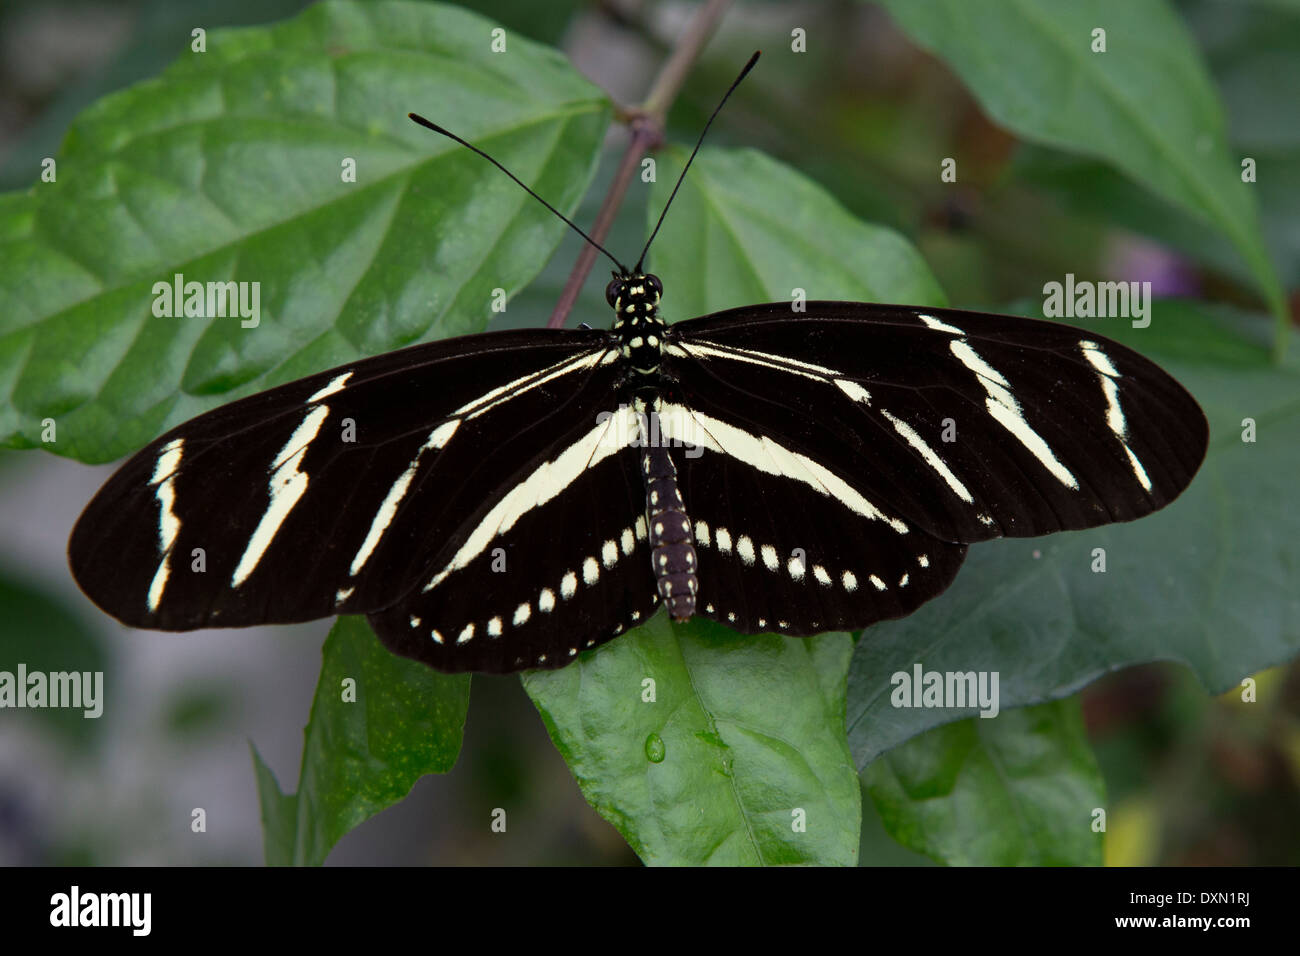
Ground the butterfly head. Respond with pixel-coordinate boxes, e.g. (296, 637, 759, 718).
(608, 272, 667, 374)
(606, 272, 663, 315)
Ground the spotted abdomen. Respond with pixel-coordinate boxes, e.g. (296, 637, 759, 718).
(640, 446, 698, 620)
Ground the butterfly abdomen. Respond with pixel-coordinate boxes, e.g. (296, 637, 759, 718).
(639, 443, 698, 621)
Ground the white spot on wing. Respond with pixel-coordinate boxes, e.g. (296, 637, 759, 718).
(561, 571, 578, 599)
(880, 409, 973, 503)
(949, 340, 1078, 490)
(842, 570, 858, 592)
(836, 380, 871, 404)
(307, 372, 352, 403)
(232, 406, 330, 588)
(151, 438, 184, 486)
(678, 340, 845, 382)
(658, 403, 910, 533)
(583, 558, 599, 585)
(452, 351, 604, 421)
(422, 406, 640, 592)
(539, 588, 556, 612)
(736, 536, 756, 565)
(146, 438, 185, 612)
(715, 528, 733, 554)
(694, 520, 710, 547)
(602, 539, 618, 568)
(1080, 340, 1152, 492)
(787, 553, 806, 581)
(514, 602, 531, 626)
(919, 314, 965, 335)
(1125, 446, 1152, 492)
(426, 419, 460, 450)
(1080, 340, 1120, 377)
(761, 544, 779, 571)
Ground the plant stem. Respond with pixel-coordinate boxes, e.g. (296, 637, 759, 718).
(547, 0, 733, 329)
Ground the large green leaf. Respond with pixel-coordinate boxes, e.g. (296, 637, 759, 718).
(848, 300, 1300, 767)
(863, 699, 1106, 865)
(252, 616, 470, 865)
(1016, 0, 1300, 291)
(877, 0, 1288, 353)
(646, 147, 946, 320)
(0, 0, 609, 463)
(524, 614, 861, 865)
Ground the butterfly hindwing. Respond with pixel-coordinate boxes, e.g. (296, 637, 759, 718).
(369, 432, 658, 674)
(665, 421, 967, 635)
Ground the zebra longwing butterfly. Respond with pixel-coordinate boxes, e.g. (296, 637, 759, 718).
(67, 54, 1208, 674)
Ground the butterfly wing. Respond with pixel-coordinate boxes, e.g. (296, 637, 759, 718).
(664, 423, 967, 635)
(664, 302, 1207, 543)
(655, 302, 1206, 635)
(68, 328, 630, 634)
(367, 439, 660, 674)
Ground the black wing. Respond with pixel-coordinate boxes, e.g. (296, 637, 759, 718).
(68, 327, 635, 641)
(664, 302, 1206, 541)
(671, 430, 968, 635)
(655, 302, 1207, 633)
(368, 445, 659, 674)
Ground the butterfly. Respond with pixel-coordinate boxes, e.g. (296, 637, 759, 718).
(67, 53, 1208, 674)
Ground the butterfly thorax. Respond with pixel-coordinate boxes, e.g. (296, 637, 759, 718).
(608, 272, 666, 375)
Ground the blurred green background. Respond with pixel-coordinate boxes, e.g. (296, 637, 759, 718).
(0, 0, 1295, 865)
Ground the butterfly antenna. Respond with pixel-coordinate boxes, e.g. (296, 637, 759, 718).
(408, 112, 629, 274)
(634, 50, 760, 273)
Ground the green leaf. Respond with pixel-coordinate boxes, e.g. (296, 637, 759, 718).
(0, 565, 108, 749)
(647, 147, 947, 320)
(848, 300, 1300, 766)
(1016, 1, 1300, 291)
(523, 614, 861, 865)
(0, 0, 610, 463)
(862, 698, 1105, 865)
(251, 616, 469, 865)
(876, 0, 1288, 357)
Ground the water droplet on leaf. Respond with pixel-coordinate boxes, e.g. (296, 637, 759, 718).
(645, 732, 666, 763)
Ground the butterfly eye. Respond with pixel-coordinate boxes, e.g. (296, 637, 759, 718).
(645, 274, 663, 298)
(605, 277, 624, 307)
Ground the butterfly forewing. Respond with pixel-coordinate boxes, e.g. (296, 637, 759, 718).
(665, 302, 1208, 543)
(68, 328, 619, 630)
